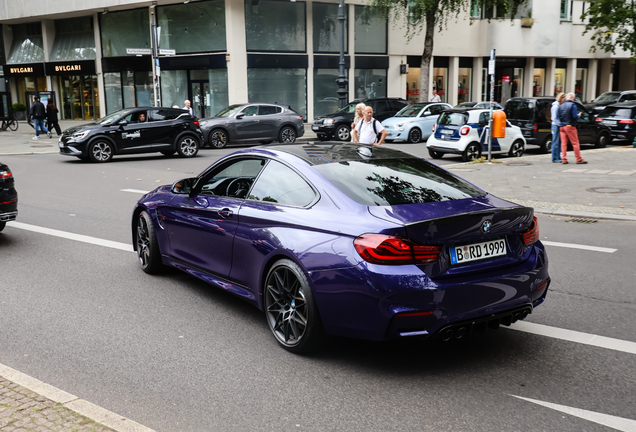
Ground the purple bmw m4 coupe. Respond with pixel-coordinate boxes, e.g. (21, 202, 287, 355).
(132, 143, 549, 353)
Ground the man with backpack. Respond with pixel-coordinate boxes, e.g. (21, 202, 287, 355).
(352, 106, 388, 145)
(558, 92, 587, 164)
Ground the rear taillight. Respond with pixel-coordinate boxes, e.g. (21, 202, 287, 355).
(519, 217, 539, 247)
(299, 116, 303, 121)
(194, 121, 200, 127)
(460, 126, 470, 135)
(595, 118, 602, 122)
(354, 234, 441, 265)
(0, 170, 12, 179)
(396, 311, 433, 318)
(619, 119, 635, 124)
(432, 124, 437, 133)
(533, 123, 538, 133)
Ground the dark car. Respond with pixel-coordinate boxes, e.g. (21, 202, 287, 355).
(595, 102, 636, 142)
(0, 161, 17, 232)
(132, 143, 549, 353)
(312, 97, 408, 141)
(504, 97, 611, 153)
(200, 103, 304, 149)
(585, 90, 636, 114)
(58, 107, 202, 163)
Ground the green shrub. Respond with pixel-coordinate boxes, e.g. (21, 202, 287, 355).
(12, 103, 26, 112)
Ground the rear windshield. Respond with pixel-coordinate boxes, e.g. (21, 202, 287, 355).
(313, 157, 484, 206)
(598, 107, 634, 118)
(438, 112, 468, 126)
(592, 92, 620, 104)
(504, 100, 535, 121)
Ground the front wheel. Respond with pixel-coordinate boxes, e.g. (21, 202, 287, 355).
(407, 127, 422, 143)
(8, 120, 18, 131)
(539, 136, 552, 153)
(264, 259, 325, 354)
(209, 129, 228, 149)
(428, 149, 443, 159)
(595, 133, 609, 148)
(462, 143, 482, 162)
(279, 126, 296, 144)
(136, 211, 164, 274)
(176, 135, 199, 157)
(508, 139, 525, 157)
(88, 140, 114, 163)
(335, 125, 351, 141)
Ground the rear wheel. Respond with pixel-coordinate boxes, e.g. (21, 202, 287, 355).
(136, 211, 164, 274)
(428, 149, 443, 159)
(462, 143, 482, 162)
(595, 132, 609, 148)
(407, 127, 422, 143)
(539, 136, 552, 153)
(8, 119, 18, 131)
(279, 126, 296, 143)
(0, 221, 5, 232)
(88, 140, 113, 163)
(209, 129, 228, 149)
(335, 125, 351, 141)
(176, 135, 199, 157)
(508, 139, 525, 157)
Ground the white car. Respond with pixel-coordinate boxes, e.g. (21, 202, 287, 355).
(426, 108, 526, 161)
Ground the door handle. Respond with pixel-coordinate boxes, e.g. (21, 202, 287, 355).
(219, 208, 233, 218)
(253, 120, 259, 123)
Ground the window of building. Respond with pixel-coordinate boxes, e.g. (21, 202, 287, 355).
(354, 6, 387, 54)
(245, 0, 306, 52)
(314, 69, 347, 117)
(104, 72, 123, 113)
(100, 9, 150, 57)
(458, 68, 472, 104)
(433, 68, 447, 103)
(160, 70, 188, 111)
(560, 0, 570, 20)
(51, 17, 96, 61)
(313, 2, 347, 53)
(104, 70, 152, 114)
(554, 68, 566, 95)
(7, 23, 44, 63)
(248, 68, 307, 118)
(190, 69, 229, 118)
(354, 69, 386, 99)
(470, 0, 481, 18)
(533, 69, 545, 96)
(157, 1, 226, 54)
(575, 68, 587, 102)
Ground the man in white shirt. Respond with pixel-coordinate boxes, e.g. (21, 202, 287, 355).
(183, 100, 193, 115)
(352, 106, 388, 145)
(429, 89, 441, 103)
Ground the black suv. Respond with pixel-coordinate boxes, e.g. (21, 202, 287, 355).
(596, 102, 636, 142)
(504, 97, 611, 152)
(312, 98, 408, 141)
(585, 90, 636, 114)
(0, 161, 17, 232)
(59, 107, 203, 163)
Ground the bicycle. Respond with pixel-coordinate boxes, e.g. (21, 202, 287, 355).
(1, 114, 19, 131)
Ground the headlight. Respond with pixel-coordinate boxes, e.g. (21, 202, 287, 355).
(71, 130, 90, 140)
(323, 119, 335, 125)
(199, 121, 208, 126)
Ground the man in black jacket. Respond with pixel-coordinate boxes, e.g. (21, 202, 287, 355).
(31, 96, 51, 140)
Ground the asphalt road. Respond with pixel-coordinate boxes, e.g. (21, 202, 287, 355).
(1, 149, 635, 432)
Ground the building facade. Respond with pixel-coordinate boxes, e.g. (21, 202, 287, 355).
(1, 0, 634, 122)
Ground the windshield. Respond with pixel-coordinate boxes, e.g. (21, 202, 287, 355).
(395, 104, 426, 117)
(338, 103, 358, 114)
(95, 109, 133, 125)
(314, 157, 484, 206)
(215, 105, 244, 117)
(592, 92, 620, 104)
(598, 107, 634, 118)
(504, 100, 535, 121)
(438, 112, 468, 126)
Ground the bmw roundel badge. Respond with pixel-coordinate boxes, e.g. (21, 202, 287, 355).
(481, 220, 492, 234)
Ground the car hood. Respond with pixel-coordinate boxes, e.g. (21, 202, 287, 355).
(62, 123, 100, 135)
(199, 117, 231, 127)
(315, 111, 354, 121)
(382, 117, 417, 126)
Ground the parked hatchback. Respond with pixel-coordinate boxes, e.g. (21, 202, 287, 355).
(595, 102, 636, 142)
(585, 90, 636, 114)
(382, 102, 452, 143)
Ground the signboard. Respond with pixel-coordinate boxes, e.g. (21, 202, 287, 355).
(126, 48, 152, 55)
(45, 60, 96, 76)
(159, 49, 176, 56)
(502, 76, 510, 83)
(3, 63, 45, 76)
(488, 59, 495, 75)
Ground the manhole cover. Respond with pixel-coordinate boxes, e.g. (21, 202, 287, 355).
(30, 145, 54, 148)
(586, 187, 629, 194)
(505, 161, 533, 166)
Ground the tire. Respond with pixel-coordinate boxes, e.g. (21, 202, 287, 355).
(0, 221, 5, 232)
(136, 211, 164, 275)
(595, 133, 609, 148)
(279, 126, 296, 144)
(317, 133, 330, 141)
(264, 259, 325, 354)
(508, 139, 525, 157)
(384, 139, 394, 143)
(209, 129, 228, 149)
(8, 120, 18, 131)
(88, 140, 114, 163)
(462, 143, 482, 162)
(176, 135, 199, 158)
(335, 124, 351, 141)
(428, 149, 443, 159)
(407, 127, 422, 143)
(539, 136, 552, 153)
(161, 151, 175, 157)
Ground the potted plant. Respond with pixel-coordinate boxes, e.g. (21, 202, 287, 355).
(521, 10, 534, 27)
(12, 103, 26, 121)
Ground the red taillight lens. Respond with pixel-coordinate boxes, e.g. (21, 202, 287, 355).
(533, 123, 538, 133)
(619, 119, 635, 124)
(460, 126, 470, 135)
(354, 234, 441, 265)
(396, 311, 433, 318)
(0, 170, 12, 179)
(299, 116, 303, 121)
(193, 121, 200, 127)
(519, 216, 539, 247)
(432, 124, 437, 133)
(595, 118, 603, 122)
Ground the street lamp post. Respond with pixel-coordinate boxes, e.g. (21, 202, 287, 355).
(336, 0, 348, 108)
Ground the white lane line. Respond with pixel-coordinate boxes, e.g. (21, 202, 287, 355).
(121, 188, 150, 194)
(511, 395, 636, 432)
(542, 240, 617, 253)
(7, 221, 133, 252)
(508, 321, 636, 355)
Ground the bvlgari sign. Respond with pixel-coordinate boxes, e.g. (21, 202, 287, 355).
(9, 67, 34, 73)
(45, 60, 96, 76)
(54, 64, 82, 72)
(2, 63, 44, 76)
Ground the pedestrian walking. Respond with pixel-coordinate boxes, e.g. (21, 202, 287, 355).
(550, 92, 565, 163)
(46, 102, 62, 136)
(350, 102, 366, 141)
(30, 96, 51, 140)
(429, 89, 441, 103)
(558, 92, 587, 164)
(352, 106, 388, 145)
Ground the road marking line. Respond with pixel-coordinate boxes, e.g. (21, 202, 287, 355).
(542, 240, 616, 253)
(508, 321, 636, 355)
(121, 188, 150, 194)
(7, 221, 133, 252)
(511, 395, 636, 432)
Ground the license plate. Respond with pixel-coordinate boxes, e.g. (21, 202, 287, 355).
(440, 129, 454, 135)
(449, 239, 506, 265)
(312, 125, 319, 131)
(603, 120, 617, 126)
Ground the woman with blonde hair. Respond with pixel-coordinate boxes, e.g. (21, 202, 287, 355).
(351, 103, 366, 140)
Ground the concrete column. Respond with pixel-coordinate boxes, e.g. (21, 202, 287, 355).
(225, 0, 248, 104)
(546, 57, 556, 97)
(387, 56, 404, 100)
(598, 58, 613, 94)
(93, 13, 106, 118)
(566, 58, 577, 94)
(523, 57, 534, 97)
(348, 3, 355, 102)
(586, 59, 598, 102)
(472, 56, 483, 102)
(3, 25, 17, 105)
(41, 19, 54, 92)
(448, 56, 459, 106)
(306, 0, 314, 122)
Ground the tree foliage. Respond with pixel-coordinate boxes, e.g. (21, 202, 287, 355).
(582, 0, 636, 61)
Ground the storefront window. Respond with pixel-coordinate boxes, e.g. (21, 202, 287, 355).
(313, 3, 347, 53)
(575, 68, 587, 102)
(7, 23, 44, 63)
(433, 68, 447, 103)
(51, 17, 96, 61)
(248, 68, 306, 118)
(354, 6, 387, 54)
(458, 68, 472, 104)
(104, 72, 123, 114)
(101, 9, 150, 57)
(314, 69, 347, 117)
(245, 0, 306, 52)
(188, 69, 229, 118)
(533, 69, 545, 96)
(161, 70, 188, 110)
(354, 69, 386, 99)
(158, 1, 226, 54)
(406, 67, 421, 104)
(135, 71, 153, 107)
(554, 68, 566, 95)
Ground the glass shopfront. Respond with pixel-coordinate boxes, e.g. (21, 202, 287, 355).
(313, 2, 347, 53)
(533, 69, 545, 96)
(248, 68, 307, 119)
(245, 0, 306, 52)
(100, 9, 150, 57)
(58, 75, 99, 120)
(457, 67, 472, 104)
(157, 1, 226, 54)
(554, 68, 566, 95)
(354, 5, 387, 54)
(433, 67, 447, 103)
(575, 60, 589, 102)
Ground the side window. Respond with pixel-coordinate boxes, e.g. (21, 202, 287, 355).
(248, 160, 316, 207)
(149, 109, 178, 121)
(259, 105, 279, 116)
(241, 106, 258, 117)
(576, 104, 590, 123)
(621, 94, 636, 102)
(389, 100, 406, 111)
(198, 158, 265, 198)
(429, 105, 442, 115)
(478, 112, 489, 127)
(123, 111, 147, 123)
(375, 101, 389, 112)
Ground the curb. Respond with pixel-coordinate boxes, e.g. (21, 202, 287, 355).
(0, 363, 155, 432)
(532, 208, 636, 222)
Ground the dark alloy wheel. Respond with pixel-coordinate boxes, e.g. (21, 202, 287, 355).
(462, 143, 482, 162)
(264, 259, 325, 353)
(209, 129, 228, 149)
(176, 135, 199, 157)
(407, 127, 422, 143)
(428, 149, 443, 159)
(136, 211, 163, 274)
(279, 126, 296, 144)
(595, 133, 609, 148)
(336, 125, 351, 141)
(508, 139, 525, 157)
(540, 136, 552, 153)
(88, 140, 113, 163)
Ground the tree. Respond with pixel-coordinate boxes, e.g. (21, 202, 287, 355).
(365, 0, 528, 103)
(582, 0, 636, 62)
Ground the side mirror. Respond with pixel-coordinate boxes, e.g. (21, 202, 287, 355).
(118, 119, 128, 126)
(171, 177, 197, 194)
(236, 113, 244, 120)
